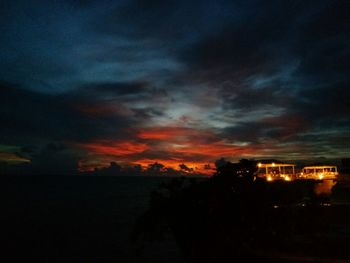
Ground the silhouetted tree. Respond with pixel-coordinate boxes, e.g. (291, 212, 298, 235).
(146, 162, 165, 175)
(179, 163, 193, 173)
(214, 159, 257, 183)
(204, 163, 211, 170)
(109, 161, 121, 173)
(214, 157, 228, 169)
(132, 159, 339, 262)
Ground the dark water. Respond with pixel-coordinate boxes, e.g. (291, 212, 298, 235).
(0, 175, 185, 263)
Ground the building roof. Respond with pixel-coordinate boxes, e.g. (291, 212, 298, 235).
(303, 166, 337, 169)
(258, 163, 296, 168)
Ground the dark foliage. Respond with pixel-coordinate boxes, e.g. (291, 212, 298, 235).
(131, 160, 341, 262)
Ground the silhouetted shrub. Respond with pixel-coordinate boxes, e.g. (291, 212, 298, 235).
(131, 161, 337, 262)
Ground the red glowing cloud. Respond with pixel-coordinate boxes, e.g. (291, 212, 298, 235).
(138, 127, 196, 140)
(137, 126, 218, 144)
(81, 141, 148, 156)
(171, 142, 257, 158)
(78, 126, 261, 174)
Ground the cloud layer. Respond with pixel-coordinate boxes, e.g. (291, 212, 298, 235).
(0, 0, 349, 174)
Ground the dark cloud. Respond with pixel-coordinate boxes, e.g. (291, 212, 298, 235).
(221, 82, 350, 157)
(293, 1, 350, 85)
(25, 142, 80, 175)
(219, 84, 292, 111)
(0, 0, 349, 174)
(0, 80, 154, 174)
(78, 81, 149, 97)
(172, 1, 350, 157)
(178, 0, 349, 100)
(297, 0, 350, 42)
(97, 0, 237, 42)
(180, 1, 304, 78)
(0, 81, 151, 144)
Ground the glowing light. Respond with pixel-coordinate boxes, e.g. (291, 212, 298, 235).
(284, 176, 291, 181)
(258, 162, 262, 167)
(301, 166, 338, 180)
(267, 176, 273, 182)
(272, 162, 275, 167)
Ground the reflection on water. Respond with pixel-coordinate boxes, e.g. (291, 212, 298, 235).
(314, 179, 337, 196)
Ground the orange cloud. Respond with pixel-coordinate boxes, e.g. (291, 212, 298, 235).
(78, 126, 261, 175)
(138, 127, 192, 140)
(81, 141, 148, 156)
(137, 126, 217, 144)
(171, 142, 258, 158)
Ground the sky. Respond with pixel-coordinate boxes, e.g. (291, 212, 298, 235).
(0, 0, 349, 175)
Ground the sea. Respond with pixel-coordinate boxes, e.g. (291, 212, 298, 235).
(0, 175, 187, 263)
